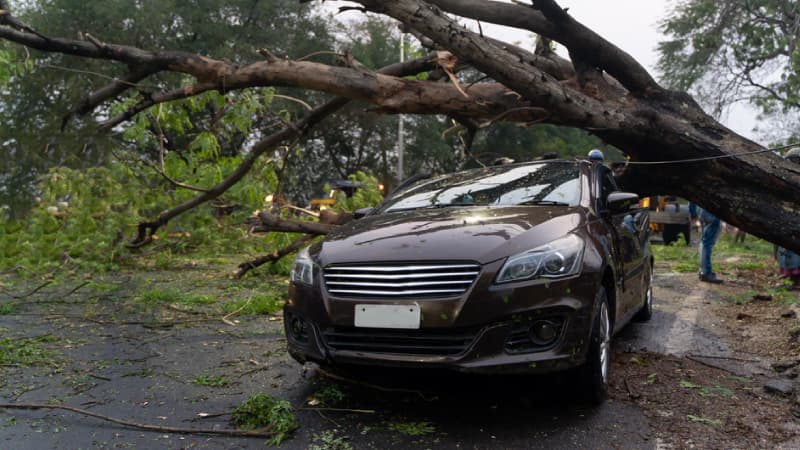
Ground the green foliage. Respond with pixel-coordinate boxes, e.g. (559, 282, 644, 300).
(768, 286, 800, 305)
(657, 0, 800, 138)
(469, 123, 624, 166)
(231, 393, 297, 445)
(687, 414, 721, 426)
(310, 430, 353, 450)
(652, 233, 775, 275)
(117, 88, 275, 163)
(222, 291, 285, 316)
(0, 336, 56, 366)
(0, 153, 281, 274)
(134, 288, 215, 307)
(680, 380, 733, 398)
(3, 0, 333, 214)
(0, 48, 31, 88)
(722, 290, 757, 305)
(349, 17, 400, 70)
(330, 171, 385, 213)
(679, 380, 702, 389)
(0, 302, 16, 315)
(191, 374, 230, 387)
(310, 384, 347, 406)
(385, 420, 436, 436)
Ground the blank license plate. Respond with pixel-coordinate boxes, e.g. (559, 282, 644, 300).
(354, 304, 420, 329)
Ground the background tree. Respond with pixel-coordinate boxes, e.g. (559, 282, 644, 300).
(658, 0, 800, 143)
(0, 0, 333, 216)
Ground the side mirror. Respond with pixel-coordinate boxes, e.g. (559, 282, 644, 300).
(353, 207, 374, 219)
(607, 191, 640, 214)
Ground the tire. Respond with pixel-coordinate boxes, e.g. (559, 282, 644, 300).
(662, 225, 679, 245)
(634, 262, 654, 322)
(578, 287, 611, 404)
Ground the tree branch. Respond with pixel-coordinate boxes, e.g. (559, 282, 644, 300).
(62, 66, 160, 129)
(250, 212, 334, 236)
(127, 55, 440, 246)
(0, 403, 280, 439)
(233, 234, 316, 279)
(425, 0, 660, 94)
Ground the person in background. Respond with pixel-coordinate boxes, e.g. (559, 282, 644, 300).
(587, 149, 604, 162)
(689, 202, 724, 284)
(776, 149, 800, 290)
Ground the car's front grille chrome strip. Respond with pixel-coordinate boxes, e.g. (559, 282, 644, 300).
(324, 262, 480, 299)
(326, 280, 474, 288)
(323, 271, 479, 280)
(327, 288, 466, 296)
(327, 264, 478, 272)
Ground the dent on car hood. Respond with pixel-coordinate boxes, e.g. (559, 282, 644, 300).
(316, 206, 585, 266)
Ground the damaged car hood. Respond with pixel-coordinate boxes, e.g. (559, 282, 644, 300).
(315, 206, 586, 266)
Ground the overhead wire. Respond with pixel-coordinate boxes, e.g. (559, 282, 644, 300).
(616, 142, 800, 166)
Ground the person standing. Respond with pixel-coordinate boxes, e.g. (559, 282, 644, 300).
(689, 202, 724, 283)
(776, 149, 800, 290)
(776, 246, 800, 290)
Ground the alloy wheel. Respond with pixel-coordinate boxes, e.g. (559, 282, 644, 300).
(599, 301, 610, 382)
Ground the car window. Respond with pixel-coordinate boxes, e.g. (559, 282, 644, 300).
(378, 162, 581, 213)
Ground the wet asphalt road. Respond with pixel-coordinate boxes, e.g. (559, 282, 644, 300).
(0, 269, 728, 449)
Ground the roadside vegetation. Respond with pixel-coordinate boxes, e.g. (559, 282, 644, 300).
(652, 232, 799, 302)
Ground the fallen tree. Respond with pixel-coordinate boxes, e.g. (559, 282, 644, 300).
(1, 0, 798, 252)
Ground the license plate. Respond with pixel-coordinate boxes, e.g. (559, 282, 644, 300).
(354, 304, 420, 329)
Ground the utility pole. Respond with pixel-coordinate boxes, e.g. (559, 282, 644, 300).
(397, 32, 405, 181)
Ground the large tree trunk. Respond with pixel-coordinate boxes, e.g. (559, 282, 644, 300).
(355, 0, 800, 251)
(1, 0, 798, 251)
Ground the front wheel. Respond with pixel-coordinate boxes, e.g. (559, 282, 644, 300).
(578, 287, 611, 404)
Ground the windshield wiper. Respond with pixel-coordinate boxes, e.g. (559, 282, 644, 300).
(386, 203, 486, 213)
(518, 200, 571, 206)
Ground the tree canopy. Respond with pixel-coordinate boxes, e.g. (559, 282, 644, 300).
(0, 0, 799, 254)
(658, 0, 800, 141)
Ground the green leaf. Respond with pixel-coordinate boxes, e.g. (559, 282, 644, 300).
(679, 380, 702, 389)
(687, 415, 721, 426)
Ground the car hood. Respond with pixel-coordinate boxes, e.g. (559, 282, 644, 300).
(315, 206, 586, 266)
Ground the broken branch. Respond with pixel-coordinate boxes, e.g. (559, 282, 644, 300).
(0, 403, 279, 438)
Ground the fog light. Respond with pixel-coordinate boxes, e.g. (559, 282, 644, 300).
(287, 315, 309, 343)
(529, 320, 559, 346)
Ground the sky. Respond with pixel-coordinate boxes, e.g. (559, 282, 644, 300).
(326, 0, 759, 140)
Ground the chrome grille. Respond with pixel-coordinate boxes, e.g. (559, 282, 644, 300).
(323, 263, 480, 298)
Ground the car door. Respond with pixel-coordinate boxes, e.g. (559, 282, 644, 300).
(594, 165, 648, 318)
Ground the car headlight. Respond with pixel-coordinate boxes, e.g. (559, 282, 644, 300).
(495, 234, 585, 283)
(290, 246, 314, 285)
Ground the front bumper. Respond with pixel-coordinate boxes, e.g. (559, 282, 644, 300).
(283, 262, 601, 374)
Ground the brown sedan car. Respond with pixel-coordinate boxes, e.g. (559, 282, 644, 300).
(285, 159, 653, 402)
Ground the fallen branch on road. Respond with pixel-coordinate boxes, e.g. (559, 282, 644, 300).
(234, 209, 354, 278)
(0, 281, 53, 299)
(233, 234, 315, 279)
(624, 378, 641, 400)
(297, 407, 376, 414)
(317, 367, 437, 402)
(687, 353, 761, 363)
(685, 355, 749, 375)
(0, 403, 280, 439)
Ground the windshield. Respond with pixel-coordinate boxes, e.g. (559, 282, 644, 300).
(378, 161, 582, 213)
